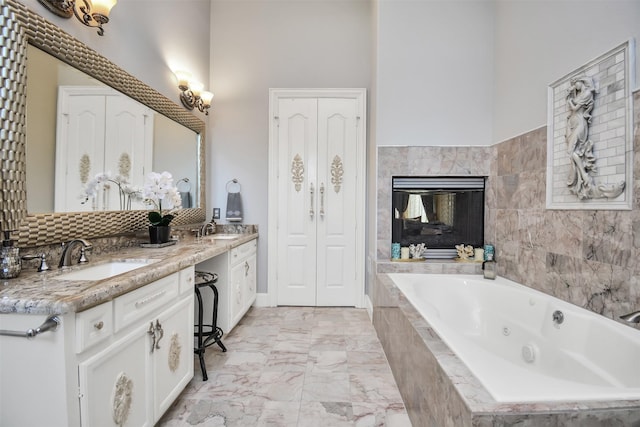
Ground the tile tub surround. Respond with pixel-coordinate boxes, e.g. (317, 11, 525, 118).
(377, 259, 482, 275)
(158, 306, 412, 427)
(375, 91, 640, 324)
(372, 273, 640, 427)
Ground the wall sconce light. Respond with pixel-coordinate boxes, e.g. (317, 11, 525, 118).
(37, 0, 117, 36)
(175, 70, 213, 115)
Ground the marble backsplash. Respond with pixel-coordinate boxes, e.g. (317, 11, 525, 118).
(376, 91, 640, 324)
(16, 223, 258, 276)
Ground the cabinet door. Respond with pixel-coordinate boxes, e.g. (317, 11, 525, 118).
(79, 324, 152, 427)
(229, 261, 246, 328)
(244, 253, 257, 310)
(152, 295, 193, 422)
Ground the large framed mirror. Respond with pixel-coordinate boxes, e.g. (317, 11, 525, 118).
(0, 0, 206, 246)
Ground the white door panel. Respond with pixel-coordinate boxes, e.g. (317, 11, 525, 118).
(277, 98, 317, 306)
(316, 98, 357, 306)
(271, 90, 365, 307)
(55, 93, 106, 212)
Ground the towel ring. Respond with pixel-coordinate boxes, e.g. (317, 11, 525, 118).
(226, 179, 241, 193)
(176, 178, 191, 192)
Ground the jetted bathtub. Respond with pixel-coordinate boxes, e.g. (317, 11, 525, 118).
(387, 273, 640, 403)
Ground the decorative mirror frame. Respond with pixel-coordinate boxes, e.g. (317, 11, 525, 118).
(0, 0, 206, 246)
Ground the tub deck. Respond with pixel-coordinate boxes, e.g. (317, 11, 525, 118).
(373, 273, 640, 427)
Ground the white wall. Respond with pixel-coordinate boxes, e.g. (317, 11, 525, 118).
(209, 0, 373, 293)
(19, 0, 211, 105)
(493, 0, 640, 143)
(376, 0, 495, 147)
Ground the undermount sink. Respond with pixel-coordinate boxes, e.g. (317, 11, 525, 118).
(54, 259, 159, 281)
(211, 234, 240, 240)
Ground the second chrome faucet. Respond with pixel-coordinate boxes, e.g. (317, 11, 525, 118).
(58, 239, 92, 268)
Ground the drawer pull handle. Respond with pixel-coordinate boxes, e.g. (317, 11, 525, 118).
(134, 290, 167, 308)
(94, 321, 104, 330)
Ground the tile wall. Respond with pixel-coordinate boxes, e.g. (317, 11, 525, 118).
(489, 91, 640, 323)
(376, 91, 640, 323)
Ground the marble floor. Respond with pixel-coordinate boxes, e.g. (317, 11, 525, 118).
(158, 306, 411, 426)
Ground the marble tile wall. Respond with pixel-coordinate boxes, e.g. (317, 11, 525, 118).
(376, 146, 494, 261)
(490, 92, 640, 323)
(376, 91, 640, 324)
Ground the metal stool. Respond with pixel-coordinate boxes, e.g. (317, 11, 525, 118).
(194, 271, 227, 381)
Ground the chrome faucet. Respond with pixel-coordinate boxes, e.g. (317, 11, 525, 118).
(58, 239, 92, 268)
(199, 222, 216, 237)
(620, 311, 640, 323)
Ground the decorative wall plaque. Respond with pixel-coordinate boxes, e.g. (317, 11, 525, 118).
(546, 40, 635, 210)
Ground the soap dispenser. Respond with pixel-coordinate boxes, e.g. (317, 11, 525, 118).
(1, 230, 21, 279)
(482, 252, 496, 280)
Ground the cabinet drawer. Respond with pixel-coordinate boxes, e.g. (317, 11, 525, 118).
(114, 273, 179, 332)
(76, 301, 113, 353)
(230, 239, 257, 262)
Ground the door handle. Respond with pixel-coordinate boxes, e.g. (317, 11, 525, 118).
(320, 183, 325, 218)
(309, 182, 315, 219)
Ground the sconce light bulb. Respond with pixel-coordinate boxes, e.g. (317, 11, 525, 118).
(91, 0, 117, 17)
(190, 81, 204, 98)
(174, 70, 192, 90)
(201, 91, 214, 107)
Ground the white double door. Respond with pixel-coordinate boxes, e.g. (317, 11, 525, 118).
(269, 89, 366, 307)
(55, 86, 153, 212)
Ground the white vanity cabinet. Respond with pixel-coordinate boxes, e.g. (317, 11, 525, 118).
(78, 267, 194, 427)
(0, 266, 194, 427)
(197, 238, 257, 334)
(229, 242, 257, 328)
(78, 319, 152, 426)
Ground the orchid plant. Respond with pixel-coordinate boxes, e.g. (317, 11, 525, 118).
(143, 171, 182, 226)
(81, 172, 142, 210)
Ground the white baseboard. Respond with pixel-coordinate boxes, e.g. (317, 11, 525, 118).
(253, 292, 372, 315)
(253, 293, 271, 307)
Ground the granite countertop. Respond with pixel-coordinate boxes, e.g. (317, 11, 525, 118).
(0, 233, 258, 316)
